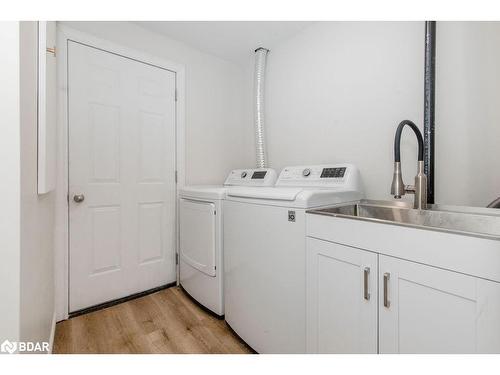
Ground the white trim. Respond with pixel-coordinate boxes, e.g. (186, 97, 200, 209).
(54, 24, 186, 321)
(37, 21, 58, 195)
(37, 21, 48, 193)
(48, 310, 56, 354)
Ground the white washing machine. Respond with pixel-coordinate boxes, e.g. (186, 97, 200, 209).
(179, 168, 277, 316)
(223, 164, 364, 352)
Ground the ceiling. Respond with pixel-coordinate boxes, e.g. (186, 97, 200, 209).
(135, 21, 314, 65)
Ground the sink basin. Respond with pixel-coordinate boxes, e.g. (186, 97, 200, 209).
(308, 199, 500, 240)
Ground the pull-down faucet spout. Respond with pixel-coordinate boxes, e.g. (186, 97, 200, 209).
(390, 120, 427, 210)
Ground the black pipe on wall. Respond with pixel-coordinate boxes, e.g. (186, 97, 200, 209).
(424, 21, 436, 204)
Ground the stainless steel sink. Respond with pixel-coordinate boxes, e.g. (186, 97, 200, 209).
(308, 199, 500, 240)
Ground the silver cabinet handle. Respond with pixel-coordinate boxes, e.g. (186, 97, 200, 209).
(73, 194, 85, 203)
(363, 267, 370, 300)
(383, 272, 391, 308)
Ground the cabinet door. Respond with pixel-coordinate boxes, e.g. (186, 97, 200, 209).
(379, 255, 500, 353)
(306, 238, 378, 353)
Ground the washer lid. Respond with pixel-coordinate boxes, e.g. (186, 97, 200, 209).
(179, 185, 226, 200)
(227, 187, 303, 201)
(227, 187, 364, 208)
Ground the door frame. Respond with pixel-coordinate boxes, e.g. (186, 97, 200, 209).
(55, 24, 186, 321)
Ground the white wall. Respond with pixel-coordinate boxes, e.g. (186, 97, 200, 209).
(243, 21, 500, 207)
(0, 21, 55, 351)
(60, 21, 254, 185)
(19, 22, 56, 349)
(0, 21, 21, 343)
(242, 22, 425, 204)
(437, 22, 500, 206)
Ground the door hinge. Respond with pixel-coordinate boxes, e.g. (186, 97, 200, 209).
(46, 46, 56, 56)
(175, 89, 178, 102)
(67, 194, 69, 203)
(175, 170, 178, 183)
(175, 253, 179, 265)
(214, 210, 217, 215)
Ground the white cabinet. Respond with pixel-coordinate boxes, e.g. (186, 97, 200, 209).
(306, 238, 378, 353)
(306, 212, 500, 353)
(379, 255, 500, 353)
(306, 237, 500, 354)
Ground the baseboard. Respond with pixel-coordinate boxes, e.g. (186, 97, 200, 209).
(48, 310, 56, 354)
(68, 282, 176, 318)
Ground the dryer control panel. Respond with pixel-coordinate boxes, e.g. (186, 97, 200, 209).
(224, 168, 278, 186)
(276, 164, 362, 190)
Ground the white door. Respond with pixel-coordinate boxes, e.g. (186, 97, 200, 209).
(179, 198, 216, 276)
(68, 41, 177, 312)
(306, 238, 378, 353)
(379, 255, 500, 353)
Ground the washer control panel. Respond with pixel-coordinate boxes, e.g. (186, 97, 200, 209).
(320, 167, 346, 179)
(224, 168, 278, 186)
(276, 164, 360, 188)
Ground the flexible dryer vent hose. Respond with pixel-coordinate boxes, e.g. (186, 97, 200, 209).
(254, 47, 269, 168)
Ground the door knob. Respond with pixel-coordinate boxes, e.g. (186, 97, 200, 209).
(73, 194, 85, 203)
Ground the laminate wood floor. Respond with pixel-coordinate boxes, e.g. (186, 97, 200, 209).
(53, 286, 253, 354)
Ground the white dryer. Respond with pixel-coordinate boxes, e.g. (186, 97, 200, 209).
(179, 168, 277, 316)
(223, 164, 364, 352)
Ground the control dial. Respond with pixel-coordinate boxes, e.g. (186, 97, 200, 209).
(302, 168, 311, 177)
(241, 171, 248, 178)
